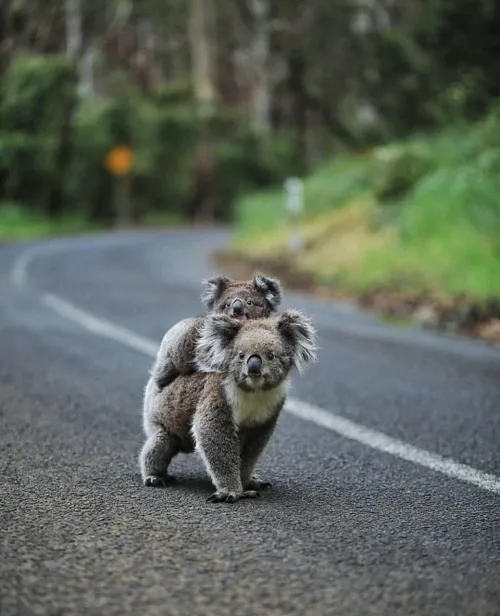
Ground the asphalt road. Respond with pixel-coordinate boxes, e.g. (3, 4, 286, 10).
(1, 229, 499, 616)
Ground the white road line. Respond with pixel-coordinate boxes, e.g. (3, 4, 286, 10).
(41, 291, 500, 496)
(42, 293, 158, 357)
(10, 234, 152, 288)
(11, 249, 33, 287)
(285, 399, 500, 495)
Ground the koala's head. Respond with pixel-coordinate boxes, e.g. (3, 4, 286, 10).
(196, 309, 317, 392)
(200, 274, 282, 321)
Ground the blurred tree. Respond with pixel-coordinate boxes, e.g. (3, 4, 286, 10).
(188, 0, 217, 222)
(1, 0, 500, 224)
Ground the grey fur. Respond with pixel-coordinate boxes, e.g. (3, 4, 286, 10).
(200, 275, 232, 311)
(151, 274, 283, 390)
(140, 309, 318, 503)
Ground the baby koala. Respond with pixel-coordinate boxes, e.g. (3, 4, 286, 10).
(150, 273, 282, 390)
(140, 309, 317, 503)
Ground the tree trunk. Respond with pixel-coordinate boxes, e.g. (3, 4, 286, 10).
(47, 96, 75, 219)
(66, 0, 95, 98)
(248, 0, 271, 139)
(188, 0, 217, 223)
(0, 0, 12, 75)
(65, 0, 82, 59)
(188, 141, 216, 224)
(188, 0, 216, 105)
(288, 51, 308, 170)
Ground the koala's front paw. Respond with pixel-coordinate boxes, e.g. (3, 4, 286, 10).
(207, 490, 261, 504)
(143, 474, 175, 488)
(245, 475, 272, 491)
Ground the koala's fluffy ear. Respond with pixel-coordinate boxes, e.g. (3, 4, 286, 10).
(253, 273, 283, 312)
(277, 309, 318, 375)
(201, 276, 232, 311)
(195, 314, 242, 372)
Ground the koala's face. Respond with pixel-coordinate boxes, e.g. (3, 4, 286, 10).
(228, 324, 293, 392)
(196, 310, 318, 392)
(215, 286, 269, 321)
(201, 274, 282, 321)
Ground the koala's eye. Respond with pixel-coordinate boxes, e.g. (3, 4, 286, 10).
(267, 352, 275, 361)
(246, 300, 253, 306)
(238, 351, 245, 360)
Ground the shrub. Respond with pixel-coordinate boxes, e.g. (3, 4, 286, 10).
(0, 54, 77, 215)
(69, 99, 125, 223)
(213, 126, 306, 221)
(0, 54, 315, 226)
(374, 149, 432, 203)
(133, 101, 201, 217)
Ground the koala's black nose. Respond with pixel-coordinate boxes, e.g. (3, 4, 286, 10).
(247, 355, 262, 376)
(231, 299, 245, 316)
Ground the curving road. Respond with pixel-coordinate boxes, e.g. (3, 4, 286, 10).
(1, 229, 499, 616)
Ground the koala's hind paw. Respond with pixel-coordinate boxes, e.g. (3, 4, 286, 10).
(207, 490, 261, 504)
(245, 475, 272, 491)
(144, 474, 175, 488)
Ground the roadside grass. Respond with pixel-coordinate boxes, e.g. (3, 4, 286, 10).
(0, 202, 183, 242)
(232, 153, 380, 240)
(230, 116, 500, 302)
(0, 202, 97, 241)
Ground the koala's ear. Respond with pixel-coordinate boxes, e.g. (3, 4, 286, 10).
(253, 273, 283, 312)
(201, 276, 232, 311)
(277, 309, 318, 375)
(195, 314, 242, 372)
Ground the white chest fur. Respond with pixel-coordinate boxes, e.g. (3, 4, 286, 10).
(223, 378, 290, 426)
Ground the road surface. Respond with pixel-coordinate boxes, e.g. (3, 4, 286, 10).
(1, 229, 499, 616)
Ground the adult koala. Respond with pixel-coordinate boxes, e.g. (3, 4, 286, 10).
(140, 310, 317, 503)
(151, 274, 282, 390)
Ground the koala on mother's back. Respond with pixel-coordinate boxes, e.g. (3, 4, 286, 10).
(140, 309, 318, 504)
(150, 273, 283, 391)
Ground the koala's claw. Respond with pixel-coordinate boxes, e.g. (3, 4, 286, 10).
(144, 474, 175, 487)
(245, 476, 272, 491)
(207, 490, 261, 504)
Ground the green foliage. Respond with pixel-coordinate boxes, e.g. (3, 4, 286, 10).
(133, 100, 200, 216)
(70, 94, 202, 222)
(373, 150, 432, 203)
(69, 93, 292, 223)
(351, 0, 500, 140)
(213, 127, 304, 221)
(0, 201, 94, 239)
(232, 108, 500, 301)
(361, 31, 437, 136)
(214, 130, 265, 220)
(150, 80, 194, 106)
(0, 54, 77, 132)
(5, 0, 499, 236)
(232, 153, 381, 238)
(475, 101, 500, 148)
(414, 0, 500, 121)
(0, 54, 293, 226)
(69, 99, 126, 223)
(0, 132, 43, 203)
(261, 130, 306, 181)
(0, 54, 77, 213)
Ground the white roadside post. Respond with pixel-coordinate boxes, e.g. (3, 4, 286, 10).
(284, 177, 305, 253)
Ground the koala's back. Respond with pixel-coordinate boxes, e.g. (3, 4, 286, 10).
(164, 316, 205, 369)
(148, 372, 220, 453)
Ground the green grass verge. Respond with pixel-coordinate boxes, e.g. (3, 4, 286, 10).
(0, 202, 98, 240)
(0, 202, 184, 242)
(231, 114, 500, 302)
